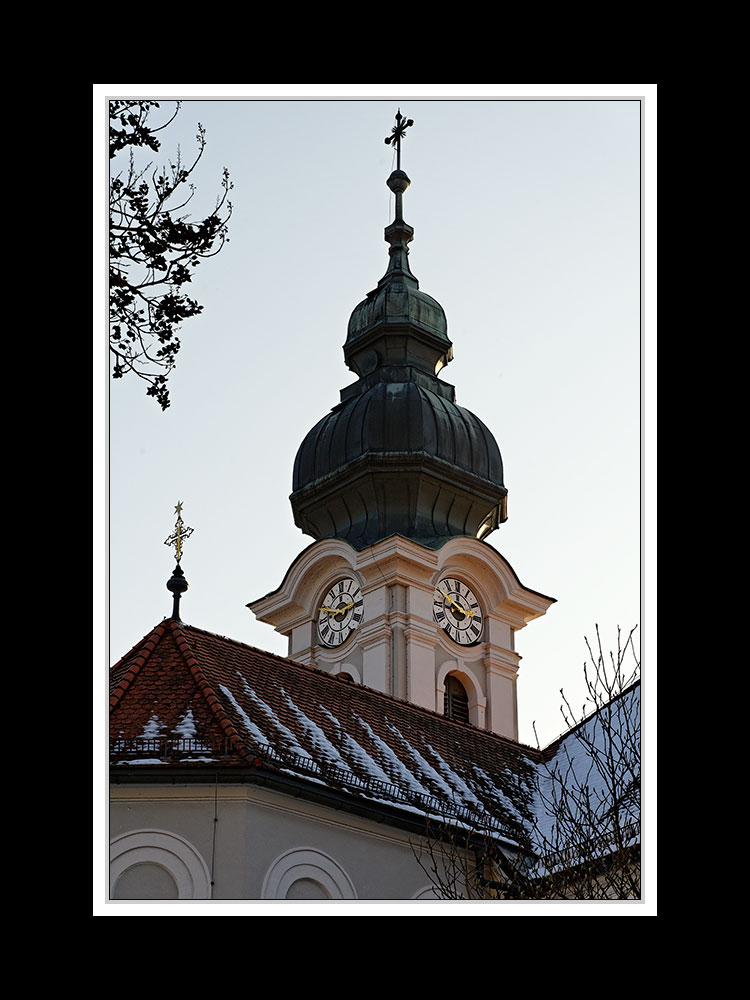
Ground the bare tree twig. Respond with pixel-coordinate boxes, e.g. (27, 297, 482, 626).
(412, 626, 641, 900)
(109, 101, 233, 409)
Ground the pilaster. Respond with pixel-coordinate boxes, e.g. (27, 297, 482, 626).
(404, 617, 439, 712)
(356, 619, 391, 694)
(484, 645, 522, 741)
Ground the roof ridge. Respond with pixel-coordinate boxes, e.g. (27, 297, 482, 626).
(109, 621, 170, 710)
(110, 619, 173, 673)
(539, 678, 641, 759)
(167, 620, 249, 759)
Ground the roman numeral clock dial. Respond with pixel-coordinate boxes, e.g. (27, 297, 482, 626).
(433, 578, 483, 646)
(317, 578, 364, 648)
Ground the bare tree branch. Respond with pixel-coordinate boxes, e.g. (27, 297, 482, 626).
(412, 626, 641, 900)
(109, 101, 233, 409)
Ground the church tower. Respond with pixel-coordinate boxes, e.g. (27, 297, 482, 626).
(249, 112, 554, 741)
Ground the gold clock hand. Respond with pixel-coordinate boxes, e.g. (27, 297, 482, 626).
(439, 590, 475, 618)
(319, 601, 355, 616)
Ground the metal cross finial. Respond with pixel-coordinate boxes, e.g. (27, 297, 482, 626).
(384, 109, 414, 170)
(164, 500, 194, 563)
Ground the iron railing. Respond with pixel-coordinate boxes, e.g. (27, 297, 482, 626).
(110, 735, 518, 840)
(110, 737, 228, 759)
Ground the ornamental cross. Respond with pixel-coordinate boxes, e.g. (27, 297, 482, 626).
(164, 500, 194, 563)
(384, 109, 414, 170)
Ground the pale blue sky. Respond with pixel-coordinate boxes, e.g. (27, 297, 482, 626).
(101, 86, 653, 748)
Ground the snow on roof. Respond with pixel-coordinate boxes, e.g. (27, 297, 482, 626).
(110, 619, 640, 855)
(530, 684, 640, 869)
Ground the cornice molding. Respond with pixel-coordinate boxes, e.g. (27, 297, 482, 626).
(403, 618, 438, 649)
(485, 646, 522, 676)
(356, 619, 393, 650)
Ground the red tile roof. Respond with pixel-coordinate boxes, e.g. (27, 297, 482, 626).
(110, 620, 544, 840)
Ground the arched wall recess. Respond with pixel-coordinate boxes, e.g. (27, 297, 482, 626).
(109, 829, 211, 900)
(262, 848, 357, 900)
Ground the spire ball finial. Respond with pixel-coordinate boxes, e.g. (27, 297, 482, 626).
(166, 562, 189, 620)
(386, 171, 411, 195)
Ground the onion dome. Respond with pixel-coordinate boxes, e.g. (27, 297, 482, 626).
(292, 376, 506, 548)
(290, 114, 507, 550)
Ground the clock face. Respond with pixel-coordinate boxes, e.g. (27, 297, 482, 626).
(433, 578, 483, 646)
(317, 578, 363, 648)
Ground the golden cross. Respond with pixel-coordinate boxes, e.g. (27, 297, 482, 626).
(164, 500, 194, 563)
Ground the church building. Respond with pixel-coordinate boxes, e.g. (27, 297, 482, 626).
(109, 113, 637, 902)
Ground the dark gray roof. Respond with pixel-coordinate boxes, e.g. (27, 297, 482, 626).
(293, 379, 504, 490)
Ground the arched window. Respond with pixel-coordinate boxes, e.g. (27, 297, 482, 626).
(444, 675, 469, 724)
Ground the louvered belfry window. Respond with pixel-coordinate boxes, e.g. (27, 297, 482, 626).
(444, 675, 470, 724)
